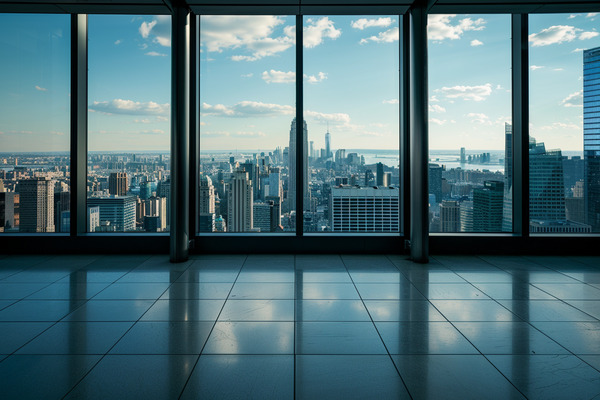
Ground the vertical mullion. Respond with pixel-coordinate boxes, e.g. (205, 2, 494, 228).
(512, 14, 529, 237)
(296, 13, 304, 236)
(401, 12, 411, 242)
(70, 14, 87, 236)
(190, 13, 198, 241)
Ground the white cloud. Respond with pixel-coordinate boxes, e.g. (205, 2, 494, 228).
(241, 73, 254, 78)
(428, 15, 485, 41)
(351, 17, 394, 30)
(89, 99, 170, 116)
(156, 116, 168, 122)
(202, 101, 294, 117)
(529, 25, 579, 46)
(145, 51, 167, 57)
(201, 16, 294, 62)
(305, 72, 327, 84)
(587, 13, 598, 18)
(530, 65, 545, 70)
(134, 119, 151, 124)
(430, 95, 440, 103)
(383, 99, 399, 104)
(568, 14, 578, 19)
(470, 39, 483, 46)
(561, 90, 583, 107)
(139, 129, 165, 135)
(572, 48, 584, 53)
(35, 85, 47, 92)
(139, 16, 171, 47)
(430, 118, 446, 125)
(539, 122, 580, 130)
(360, 27, 399, 44)
(467, 112, 491, 125)
(553, 68, 564, 71)
(437, 83, 492, 101)
(305, 110, 351, 125)
(304, 17, 341, 48)
(262, 70, 295, 84)
(114, 39, 122, 45)
(50, 131, 64, 136)
(429, 104, 446, 113)
(580, 31, 599, 40)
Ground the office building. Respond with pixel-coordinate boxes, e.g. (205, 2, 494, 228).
(428, 163, 443, 205)
(227, 170, 253, 232)
(139, 181, 152, 200)
(108, 172, 128, 196)
(325, 128, 332, 159)
(330, 186, 399, 232)
(439, 200, 460, 232)
(87, 206, 100, 232)
(376, 162, 385, 186)
(584, 46, 600, 231)
(288, 118, 308, 212)
(473, 180, 504, 232)
(0, 191, 19, 231)
(54, 191, 70, 233)
(87, 195, 136, 232)
(17, 177, 55, 233)
(529, 139, 566, 222)
(146, 196, 167, 232)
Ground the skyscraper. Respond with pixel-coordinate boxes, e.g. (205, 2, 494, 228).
(502, 123, 513, 232)
(584, 46, 600, 231)
(428, 163, 443, 204)
(227, 170, 253, 232)
(87, 195, 136, 231)
(473, 180, 504, 232)
(529, 138, 566, 222)
(325, 128, 332, 160)
(288, 118, 309, 212)
(18, 178, 55, 233)
(440, 200, 461, 232)
(109, 172, 128, 196)
(376, 162, 385, 186)
(330, 186, 399, 232)
(199, 174, 216, 232)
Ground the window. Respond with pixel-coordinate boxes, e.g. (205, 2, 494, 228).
(0, 14, 70, 233)
(87, 15, 171, 233)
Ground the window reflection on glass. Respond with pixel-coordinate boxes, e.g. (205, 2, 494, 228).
(428, 14, 512, 233)
(303, 16, 400, 233)
(529, 13, 600, 234)
(87, 15, 171, 233)
(198, 15, 295, 233)
(0, 14, 70, 233)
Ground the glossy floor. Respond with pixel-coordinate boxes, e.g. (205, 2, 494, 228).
(0, 254, 599, 399)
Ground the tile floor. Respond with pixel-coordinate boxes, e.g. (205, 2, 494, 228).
(0, 254, 599, 399)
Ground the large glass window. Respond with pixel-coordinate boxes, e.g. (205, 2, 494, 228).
(529, 13, 600, 234)
(198, 15, 295, 233)
(428, 14, 512, 233)
(87, 15, 171, 233)
(0, 14, 70, 233)
(303, 16, 400, 233)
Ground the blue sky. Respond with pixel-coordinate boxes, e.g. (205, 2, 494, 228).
(0, 12, 598, 153)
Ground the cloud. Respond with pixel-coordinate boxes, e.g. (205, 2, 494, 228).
(156, 116, 168, 122)
(305, 110, 351, 124)
(467, 112, 491, 125)
(470, 39, 483, 46)
(437, 83, 492, 101)
(360, 27, 399, 44)
(539, 122, 580, 130)
(383, 99, 399, 104)
(561, 90, 583, 107)
(35, 85, 47, 92)
(304, 17, 341, 48)
(568, 14, 578, 19)
(587, 13, 598, 18)
(428, 15, 485, 41)
(201, 16, 294, 62)
(145, 51, 167, 57)
(50, 131, 64, 136)
(529, 25, 579, 46)
(241, 73, 254, 78)
(553, 68, 564, 71)
(530, 65, 544, 70)
(114, 39, 122, 45)
(429, 104, 446, 113)
(572, 48, 584, 53)
(351, 17, 394, 30)
(202, 101, 294, 117)
(579, 31, 599, 40)
(139, 129, 165, 135)
(305, 72, 327, 84)
(203, 130, 266, 137)
(89, 99, 170, 116)
(5, 130, 33, 135)
(139, 16, 171, 47)
(134, 119, 151, 124)
(261, 70, 327, 84)
(430, 118, 446, 125)
(430, 95, 440, 103)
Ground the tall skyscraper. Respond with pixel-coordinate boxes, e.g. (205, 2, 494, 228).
(428, 163, 443, 204)
(325, 128, 332, 159)
(18, 178, 55, 233)
(440, 200, 460, 232)
(529, 138, 566, 222)
(473, 180, 504, 232)
(87, 195, 136, 231)
(288, 118, 309, 212)
(227, 170, 253, 232)
(199, 174, 216, 214)
(376, 162, 385, 186)
(109, 172, 128, 196)
(0, 191, 19, 232)
(330, 186, 399, 232)
(502, 123, 513, 232)
(139, 181, 152, 200)
(584, 47, 600, 231)
(54, 191, 70, 233)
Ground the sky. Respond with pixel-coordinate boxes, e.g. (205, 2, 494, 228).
(0, 12, 598, 153)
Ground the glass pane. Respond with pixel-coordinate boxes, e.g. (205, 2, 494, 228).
(0, 14, 70, 233)
(87, 15, 171, 232)
(303, 16, 400, 233)
(529, 14, 599, 233)
(428, 14, 512, 233)
(198, 15, 295, 233)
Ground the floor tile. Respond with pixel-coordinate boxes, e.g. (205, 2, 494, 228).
(471, 283, 556, 300)
(392, 355, 525, 399)
(17, 322, 133, 354)
(1, 270, 72, 283)
(453, 322, 568, 355)
(0, 283, 50, 300)
(348, 271, 405, 283)
(0, 355, 101, 399)
(355, 283, 426, 300)
(406, 270, 467, 283)
(175, 269, 240, 283)
(454, 271, 515, 283)
(25, 282, 111, 300)
(431, 300, 518, 322)
(116, 271, 182, 283)
(110, 321, 213, 354)
(229, 282, 294, 299)
(203, 322, 294, 354)
(364, 300, 446, 321)
(564, 300, 600, 320)
(0, 322, 53, 354)
(140, 299, 225, 321)
(0, 300, 16, 311)
(533, 283, 600, 300)
(0, 300, 84, 322)
(296, 355, 410, 399)
(159, 282, 233, 299)
(487, 355, 600, 400)
(296, 271, 353, 283)
(180, 355, 294, 399)
(295, 322, 387, 354)
(579, 355, 600, 372)
(218, 299, 294, 321)
(531, 322, 600, 354)
(499, 300, 598, 322)
(63, 300, 155, 322)
(296, 283, 360, 299)
(92, 282, 170, 300)
(236, 271, 295, 283)
(413, 283, 490, 299)
(297, 300, 371, 322)
(376, 321, 478, 354)
(64, 355, 196, 399)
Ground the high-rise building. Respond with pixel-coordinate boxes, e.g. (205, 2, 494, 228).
(146, 196, 167, 231)
(584, 47, 600, 231)
(473, 180, 504, 232)
(288, 118, 309, 212)
(440, 200, 460, 232)
(268, 168, 281, 198)
(109, 172, 128, 196)
(460, 147, 466, 164)
(502, 123, 513, 232)
(87, 206, 100, 232)
(227, 170, 253, 232)
(54, 191, 70, 233)
(265, 195, 281, 230)
(429, 163, 443, 204)
(460, 201, 474, 232)
(87, 195, 136, 231)
(335, 149, 346, 164)
(18, 178, 55, 233)
(157, 178, 170, 228)
(376, 162, 385, 186)
(529, 139, 566, 222)
(199, 174, 216, 214)
(0, 192, 19, 232)
(330, 186, 399, 232)
(325, 129, 332, 159)
(139, 181, 152, 200)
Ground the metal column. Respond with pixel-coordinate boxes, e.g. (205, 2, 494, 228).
(295, 14, 304, 236)
(409, 4, 429, 263)
(170, 6, 190, 262)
